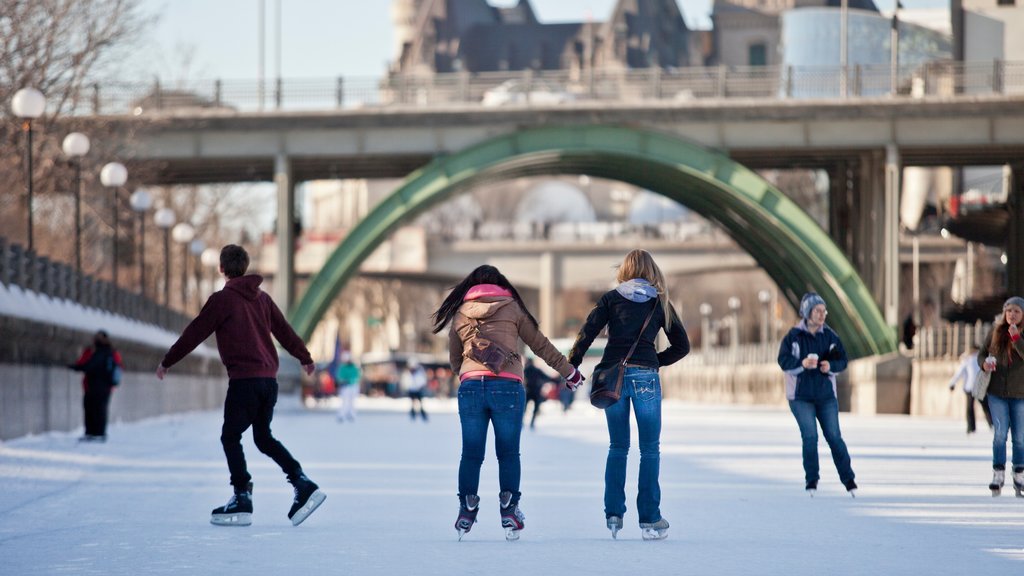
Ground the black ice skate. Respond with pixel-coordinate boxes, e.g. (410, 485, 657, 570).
(211, 482, 253, 526)
(990, 467, 1005, 497)
(455, 494, 480, 541)
(640, 518, 669, 541)
(499, 491, 525, 541)
(844, 479, 858, 498)
(805, 480, 818, 497)
(607, 516, 623, 539)
(287, 472, 326, 526)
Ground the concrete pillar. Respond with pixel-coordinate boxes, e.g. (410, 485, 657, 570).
(884, 144, 901, 327)
(538, 251, 561, 336)
(1009, 164, 1024, 296)
(274, 153, 295, 311)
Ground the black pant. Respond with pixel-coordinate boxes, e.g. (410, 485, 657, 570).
(221, 378, 301, 491)
(965, 391, 993, 433)
(83, 386, 112, 437)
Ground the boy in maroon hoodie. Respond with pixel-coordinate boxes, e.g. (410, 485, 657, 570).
(156, 244, 325, 527)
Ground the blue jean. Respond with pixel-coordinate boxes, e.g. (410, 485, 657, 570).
(986, 394, 1024, 469)
(788, 396, 855, 485)
(604, 367, 662, 524)
(457, 378, 526, 504)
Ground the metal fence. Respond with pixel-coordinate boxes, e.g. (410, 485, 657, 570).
(61, 60, 1024, 116)
(0, 237, 189, 332)
(910, 321, 993, 361)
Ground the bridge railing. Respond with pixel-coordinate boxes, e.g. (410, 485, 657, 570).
(911, 320, 993, 361)
(0, 237, 190, 332)
(71, 59, 1024, 116)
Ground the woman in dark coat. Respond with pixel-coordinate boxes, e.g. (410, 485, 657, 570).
(68, 330, 123, 442)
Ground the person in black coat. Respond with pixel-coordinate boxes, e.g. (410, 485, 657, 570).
(68, 330, 123, 442)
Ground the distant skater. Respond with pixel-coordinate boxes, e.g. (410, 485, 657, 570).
(948, 347, 992, 434)
(777, 292, 857, 497)
(156, 244, 326, 526)
(402, 358, 429, 421)
(68, 330, 123, 442)
(335, 352, 361, 422)
(523, 358, 554, 430)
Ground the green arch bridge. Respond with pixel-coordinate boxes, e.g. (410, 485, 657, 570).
(288, 125, 897, 359)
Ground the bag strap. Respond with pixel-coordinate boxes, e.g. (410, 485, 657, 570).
(621, 301, 659, 366)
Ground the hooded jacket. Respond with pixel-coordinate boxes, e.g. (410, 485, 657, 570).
(161, 274, 313, 379)
(448, 284, 574, 382)
(777, 319, 848, 401)
(568, 279, 690, 371)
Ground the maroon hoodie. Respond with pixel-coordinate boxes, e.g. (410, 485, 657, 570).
(161, 275, 313, 379)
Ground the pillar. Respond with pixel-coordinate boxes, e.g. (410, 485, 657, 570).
(1008, 164, 1024, 296)
(883, 144, 901, 328)
(539, 251, 561, 336)
(274, 153, 295, 311)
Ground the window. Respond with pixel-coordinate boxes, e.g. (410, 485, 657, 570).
(997, 0, 1015, 5)
(748, 43, 767, 67)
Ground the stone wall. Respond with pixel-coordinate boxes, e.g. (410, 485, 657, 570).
(0, 365, 227, 441)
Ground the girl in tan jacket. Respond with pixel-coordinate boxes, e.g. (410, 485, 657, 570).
(431, 264, 583, 541)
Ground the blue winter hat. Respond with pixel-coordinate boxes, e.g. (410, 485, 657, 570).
(799, 292, 826, 319)
(1004, 296, 1024, 311)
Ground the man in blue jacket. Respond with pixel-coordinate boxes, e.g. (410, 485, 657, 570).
(777, 292, 857, 496)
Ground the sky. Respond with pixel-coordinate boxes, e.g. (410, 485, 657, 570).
(131, 0, 952, 82)
(3, 397, 1022, 575)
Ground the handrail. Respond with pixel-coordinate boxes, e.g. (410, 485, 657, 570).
(46, 60, 1024, 116)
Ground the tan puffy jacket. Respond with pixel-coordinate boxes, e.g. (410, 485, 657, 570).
(448, 296, 573, 381)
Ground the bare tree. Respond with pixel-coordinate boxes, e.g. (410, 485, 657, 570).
(1, 0, 153, 258)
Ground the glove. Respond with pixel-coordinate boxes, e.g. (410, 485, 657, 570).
(565, 368, 584, 391)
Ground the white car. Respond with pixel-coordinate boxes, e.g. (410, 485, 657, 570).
(481, 79, 576, 106)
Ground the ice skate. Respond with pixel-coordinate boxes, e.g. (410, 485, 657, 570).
(844, 479, 858, 498)
(1013, 468, 1023, 498)
(805, 480, 817, 497)
(640, 518, 669, 541)
(990, 468, 1005, 497)
(287, 472, 326, 526)
(607, 516, 623, 539)
(499, 491, 525, 541)
(211, 482, 253, 526)
(455, 494, 480, 541)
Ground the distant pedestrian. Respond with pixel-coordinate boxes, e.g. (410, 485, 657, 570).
(568, 249, 690, 540)
(402, 358, 429, 421)
(977, 296, 1024, 497)
(335, 352, 361, 422)
(155, 244, 325, 527)
(523, 357, 554, 430)
(948, 347, 992, 434)
(67, 330, 123, 442)
(432, 264, 583, 540)
(777, 292, 857, 497)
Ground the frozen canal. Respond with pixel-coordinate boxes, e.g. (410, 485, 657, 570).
(1, 396, 1021, 575)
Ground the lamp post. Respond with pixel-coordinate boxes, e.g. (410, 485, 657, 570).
(171, 222, 195, 309)
(153, 208, 176, 306)
(728, 297, 741, 360)
(758, 289, 772, 358)
(189, 238, 206, 312)
(62, 132, 90, 298)
(12, 88, 46, 252)
(129, 188, 153, 297)
(699, 302, 712, 357)
(201, 247, 221, 300)
(100, 162, 128, 290)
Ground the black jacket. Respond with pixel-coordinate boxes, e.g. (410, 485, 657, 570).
(568, 292, 690, 371)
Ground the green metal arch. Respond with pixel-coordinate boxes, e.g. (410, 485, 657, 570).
(289, 125, 896, 359)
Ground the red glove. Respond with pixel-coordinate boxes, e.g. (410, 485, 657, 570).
(565, 368, 585, 391)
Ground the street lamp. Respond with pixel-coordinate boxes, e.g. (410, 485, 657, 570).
(12, 87, 46, 252)
(129, 188, 153, 297)
(758, 289, 772, 356)
(699, 302, 712, 356)
(189, 238, 206, 312)
(171, 222, 195, 309)
(728, 296, 741, 354)
(153, 208, 176, 306)
(201, 247, 221, 300)
(62, 132, 90, 298)
(100, 162, 128, 290)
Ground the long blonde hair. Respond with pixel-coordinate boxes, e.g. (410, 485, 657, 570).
(616, 249, 672, 328)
